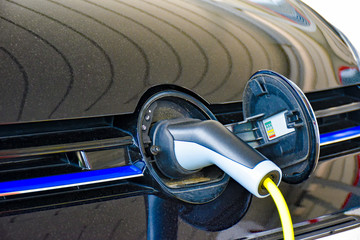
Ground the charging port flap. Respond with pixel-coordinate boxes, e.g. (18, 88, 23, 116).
(241, 70, 320, 183)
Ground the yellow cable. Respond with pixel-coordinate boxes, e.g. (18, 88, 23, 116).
(263, 177, 295, 240)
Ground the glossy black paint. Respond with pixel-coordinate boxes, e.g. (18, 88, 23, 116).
(1, 0, 360, 239)
(0, 0, 357, 123)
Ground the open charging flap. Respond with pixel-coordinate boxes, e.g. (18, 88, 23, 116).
(227, 70, 320, 183)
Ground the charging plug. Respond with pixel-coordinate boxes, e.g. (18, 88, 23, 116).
(151, 118, 282, 198)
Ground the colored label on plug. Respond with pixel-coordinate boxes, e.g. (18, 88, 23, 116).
(265, 121, 276, 139)
(263, 111, 295, 141)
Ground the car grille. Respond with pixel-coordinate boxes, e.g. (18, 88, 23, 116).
(0, 154, 76, 182)
(0, 116, 147, 205)
(213, 84, 360, 162)
(308, 85, 360, 160)
(0, 84, 359, 205)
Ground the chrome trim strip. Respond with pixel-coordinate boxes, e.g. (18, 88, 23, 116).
(315, 102, 360, 118)
(0, 165, 143, 197)
(2, 174, 144, 196)
(0, 136, 133, 159)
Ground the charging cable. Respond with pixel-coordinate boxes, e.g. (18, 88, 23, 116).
(263, 177, 294, 240)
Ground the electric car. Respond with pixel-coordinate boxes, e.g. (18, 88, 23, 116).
(1, 0, 360, 239)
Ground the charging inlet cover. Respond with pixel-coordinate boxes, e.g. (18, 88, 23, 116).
(243, 70, 320, 183)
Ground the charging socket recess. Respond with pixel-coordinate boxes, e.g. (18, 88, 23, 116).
(137, 91, 235, 204)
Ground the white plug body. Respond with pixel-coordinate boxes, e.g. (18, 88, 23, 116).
(174, 141, 282, 198)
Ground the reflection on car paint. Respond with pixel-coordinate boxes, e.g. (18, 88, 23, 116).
(0, 0, 358, 123)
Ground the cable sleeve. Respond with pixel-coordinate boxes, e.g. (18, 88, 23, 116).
(263, 177, 294, 240)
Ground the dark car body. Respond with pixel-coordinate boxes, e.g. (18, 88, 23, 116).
(1, 0, 360, 239)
